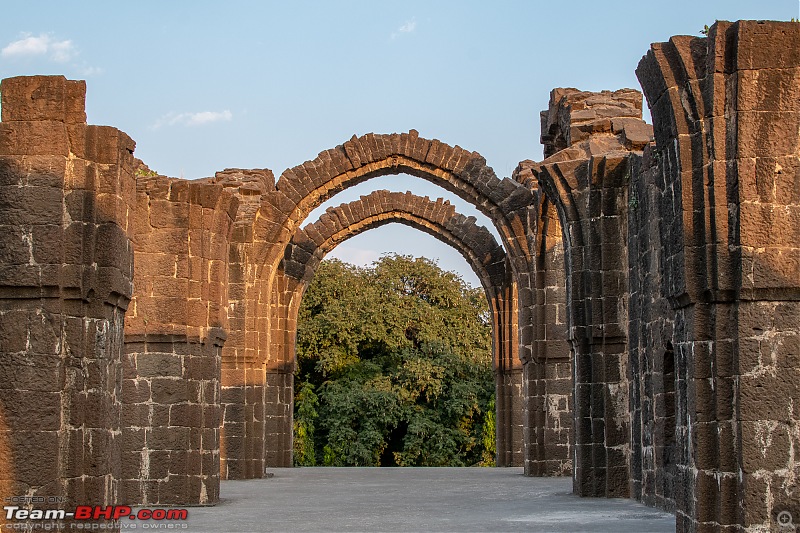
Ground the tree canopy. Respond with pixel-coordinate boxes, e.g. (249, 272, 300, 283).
(293, 254, 495, 467)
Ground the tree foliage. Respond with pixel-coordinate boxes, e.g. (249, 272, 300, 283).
(293, 254, 495, 467)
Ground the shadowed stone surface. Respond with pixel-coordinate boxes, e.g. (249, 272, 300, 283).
(144, 468, 674, 533)
(634, 21, 800, 530)
(0, 75, 136, 527)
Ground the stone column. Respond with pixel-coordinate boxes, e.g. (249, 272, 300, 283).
(625, 148, 678, 510)
(121, 176, 237, 505)
(521, 178, 574, 477)
(493, 284, 524, 467)
(531, 88, 653, 495)
(637, 20, 800, 531)
(208, 169, 277, 480)
(0, 75, 135, 511)
(264, 270, 297, 468)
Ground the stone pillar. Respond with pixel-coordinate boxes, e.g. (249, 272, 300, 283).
(517, 175, 574, 477)
(531, 88, 653, 495)
(522, 357, 573, 476)
(264, 370, 293, 467)
(220, 364, 268, 479)
(121, 176, 237, 505)
(208, 169, 277, 480)
(625, 148, 678, 511)
(219, 306, 271, 478)
(637, 20, 800, 531)
(264, 270, 297, 468)
(219, 239, 253, 479)
(121, 332, 223, 505)
(492, 283, 525, 467)
(0, 75, 135, 511)
(494, 369, 524, 467)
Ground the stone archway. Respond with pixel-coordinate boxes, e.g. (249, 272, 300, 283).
(276, 189, 521, 466)
(215, 132, 548, 477)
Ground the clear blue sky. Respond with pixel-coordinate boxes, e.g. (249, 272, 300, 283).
(2, 1, 796, 286)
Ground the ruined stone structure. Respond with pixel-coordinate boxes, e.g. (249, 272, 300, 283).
(0, 76, 136, 511)
(121, 175, 237, 505)
(0, 19, 797, 533)
(632, 22, 800, 530)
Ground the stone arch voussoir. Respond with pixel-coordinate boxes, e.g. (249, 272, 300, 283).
(280, 189, 509, 301)
(260, 131, 536, 283)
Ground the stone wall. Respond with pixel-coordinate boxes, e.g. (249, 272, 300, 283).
(635, 20, 800, 531)
(0, 76, 135, 515)
(522, 19, 800, 533)
(121, 175, 237, 504)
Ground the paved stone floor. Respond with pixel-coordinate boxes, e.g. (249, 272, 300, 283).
(136, 468, 675, 532)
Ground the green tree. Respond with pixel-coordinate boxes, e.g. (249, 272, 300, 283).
(294, 254, 495, 467)
(293, 381, 319, 466)
(479, 396, 496, 466)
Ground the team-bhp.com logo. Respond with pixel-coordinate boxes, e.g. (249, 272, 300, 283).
(4, 505, 188, 529)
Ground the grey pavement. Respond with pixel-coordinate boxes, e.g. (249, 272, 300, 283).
(131, 468, 675, 533)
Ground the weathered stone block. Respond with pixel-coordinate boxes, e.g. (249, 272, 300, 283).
(0, 76, 86, 123)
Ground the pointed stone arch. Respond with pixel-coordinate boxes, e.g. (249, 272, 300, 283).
(272, 189, 523, 466)
(237, 131, 535, 301)
(215, 132, 539, 476)
(282, 190, 507, 297)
